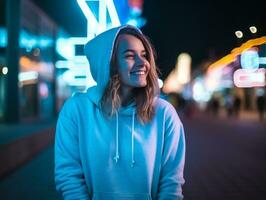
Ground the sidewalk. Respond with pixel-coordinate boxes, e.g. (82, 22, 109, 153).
(0, 118, 56, 145)
(0, 118, 56, 179)
(186, 108, 266, 124)
(0, 118, 60, 199)
(0, 145, 61, 200)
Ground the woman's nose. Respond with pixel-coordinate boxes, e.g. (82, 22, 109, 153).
(136, 55, 146, 66)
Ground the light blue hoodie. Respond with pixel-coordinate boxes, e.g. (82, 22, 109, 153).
(55, 25, 185, 200)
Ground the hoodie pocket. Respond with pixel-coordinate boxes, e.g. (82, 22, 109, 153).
(92, 192, 152, 200)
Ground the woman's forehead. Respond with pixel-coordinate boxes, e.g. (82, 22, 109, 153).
(117, 34, 145, 51)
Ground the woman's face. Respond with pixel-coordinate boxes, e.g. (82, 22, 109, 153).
(116, 34, 150, 90)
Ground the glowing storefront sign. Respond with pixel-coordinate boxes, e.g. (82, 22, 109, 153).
(240, 48, 259, 69)
(177, 53, 191, 84)
(233, 68, 265, 88)
(77, 0, 121, 38)
(0, 28, 53, 50)
(162, 53, 191, 94)
(18, 71, 38, 82)
(192, 78, 211, 102)
(0, 27, 7, 47)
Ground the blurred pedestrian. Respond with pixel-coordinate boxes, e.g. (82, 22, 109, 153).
(233, 95, 241, 118)
(210, 96, 220, 117)
(225, 93, 233, 117)
(256, 95, 265, 121)
(54, 25, 186, 200)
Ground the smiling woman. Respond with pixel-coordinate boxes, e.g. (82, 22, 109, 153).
(117, 34, 150, 88)
(54, 25, 186, 200)
(101, 27, 158, 122)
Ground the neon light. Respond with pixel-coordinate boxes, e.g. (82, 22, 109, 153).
(240, 49, 259, 69)
(55, 60, 73, 69)
(233, 68, 265, 88)
(62, 67, 96, 87)
(69, 37, 88, 45)
(163, 53, 191, 93)
(192, 78, 211, 102)
(128, 0, 144, 9)
(259, 57, 266, 64)
(0, 27, 7, 47)
(126, 17, 146, 28)
(18, 71, 38, 82)
(106, 0, 120, 26)
(177, 53, 191, 84)
(77, 0, 120, 37)
(59, 55, 97, 88)
(2, 67, 8, 75)
(19, 30, 53, 49)
(56, 38, 75, 59)
(77, 0, 99, 36)
(126, 19, 138, 27)
(39, 82, 49, 98)
(99, 0, 107, 31)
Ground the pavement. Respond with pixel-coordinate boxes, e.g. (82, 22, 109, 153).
(0, 110, 265, 200)
(181, 111, 266, 200)
(0, 118, 60, 200)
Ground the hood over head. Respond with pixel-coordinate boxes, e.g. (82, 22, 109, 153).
(84, 25, 142, 108)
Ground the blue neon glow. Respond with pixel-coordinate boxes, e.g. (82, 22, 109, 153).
(193, 77, 211, 102)
(259, 57, 266, 65)
(0, 27, 7, 47)
(77, 0, 121, 37)
(240, 49, 260, 70)
(1, 27, 54, 49)
(56, 38, 75, 59)
(19, 30, 54, 50)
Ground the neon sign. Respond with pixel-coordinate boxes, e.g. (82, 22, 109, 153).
(240, 48, 259, 70)
(233, 68, 265, 88)
(77, 0, 120, 38)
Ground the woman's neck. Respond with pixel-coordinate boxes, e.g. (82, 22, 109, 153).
(120, 85, 134, 107)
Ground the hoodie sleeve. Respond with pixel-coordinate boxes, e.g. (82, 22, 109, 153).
(54, 98, 90, 200)
(157, 104, 186, 200)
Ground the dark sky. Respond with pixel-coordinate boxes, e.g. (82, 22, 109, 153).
(33, 0, 266, 78)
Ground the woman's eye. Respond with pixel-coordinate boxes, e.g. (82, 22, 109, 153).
(142, 54, 147, 58)
(125, 54, 134, 58)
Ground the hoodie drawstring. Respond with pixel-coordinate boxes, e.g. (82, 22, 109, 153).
(113, 111, 120, 162)
(131, 110, 135, 167)
(113, 110, 136, 167)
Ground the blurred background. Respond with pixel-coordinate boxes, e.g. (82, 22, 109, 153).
(0, 0, 266, 199)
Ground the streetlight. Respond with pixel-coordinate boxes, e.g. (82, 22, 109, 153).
(249, 26, 257, 34)
(2, 67, 8, 75)
(235, 30, 243, 39)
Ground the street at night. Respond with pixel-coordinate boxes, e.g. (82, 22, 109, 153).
(0, 112, 266, 199)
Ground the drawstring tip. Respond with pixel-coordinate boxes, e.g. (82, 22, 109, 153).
(113, 156, 119, 163)
(131, 160, 135, 167)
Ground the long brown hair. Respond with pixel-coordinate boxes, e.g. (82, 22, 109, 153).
(101, 27, 160, 123)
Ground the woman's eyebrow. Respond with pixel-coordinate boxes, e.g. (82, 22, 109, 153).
(122, 49, 135, 54)
(122, 49, 146, 54)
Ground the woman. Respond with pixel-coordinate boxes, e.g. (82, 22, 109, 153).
(55, 25, 186, 200)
